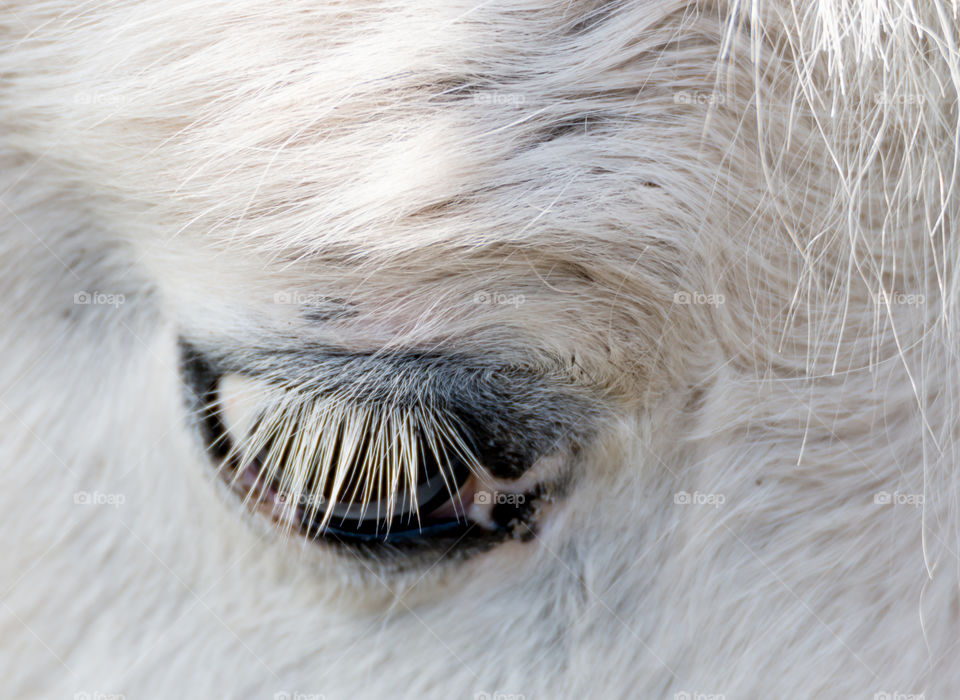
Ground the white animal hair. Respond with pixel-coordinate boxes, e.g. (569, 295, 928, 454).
(1, 1, 959, 698)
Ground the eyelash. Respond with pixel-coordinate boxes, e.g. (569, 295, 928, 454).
(211, 376, 483, 539)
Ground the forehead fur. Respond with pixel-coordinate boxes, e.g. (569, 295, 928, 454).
(3, 0, 957, 446)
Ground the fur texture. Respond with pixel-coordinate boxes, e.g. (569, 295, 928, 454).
(1, 1, 959, 698)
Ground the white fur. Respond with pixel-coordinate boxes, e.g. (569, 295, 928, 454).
(1, 1, 959, 698)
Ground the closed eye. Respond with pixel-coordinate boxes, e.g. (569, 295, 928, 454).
(180, 341, 598, 558)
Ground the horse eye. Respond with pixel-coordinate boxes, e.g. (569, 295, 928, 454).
(180, 341, 598, 556)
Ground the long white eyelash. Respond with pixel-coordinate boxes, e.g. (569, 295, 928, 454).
(215, 379, 483, 538)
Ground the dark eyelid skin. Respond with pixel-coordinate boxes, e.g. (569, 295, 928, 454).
(181, 340, 602, 479)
